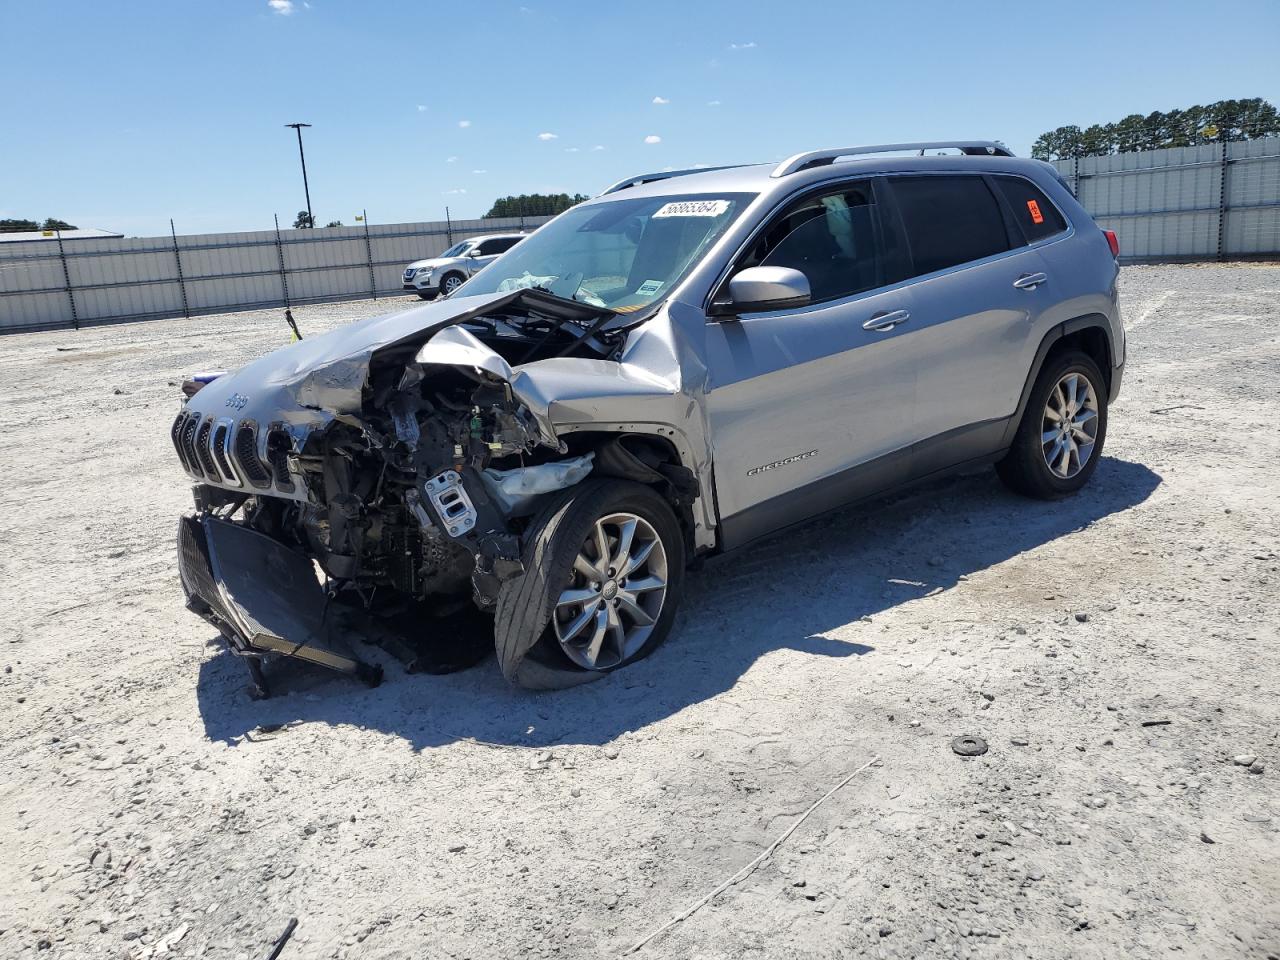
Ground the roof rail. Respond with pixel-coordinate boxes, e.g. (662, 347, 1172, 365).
(600, 164, 749, 196)
(771, 141, 1013, 178)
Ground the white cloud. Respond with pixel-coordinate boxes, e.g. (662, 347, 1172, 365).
(267, 0, 294, 14)
(707, 100, 722, 107)
(652, 96, 670, 105)
(729, 41, 757, 50)
(565, 147, 580, 153)
(416, 104, 427, 112)
(446, 156, 459, 163)
(472, 169, 487, 174)
(444, 188, 468, 195)
(644, 135, 662, 144)
(537, 132, 559, 141)
(457, 120, 472, 128)
(591, 144, 606, 151)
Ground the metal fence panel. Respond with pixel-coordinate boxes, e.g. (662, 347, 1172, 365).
(8, 144, 1272, 334)
(0, 214, 553, 333)
(1053, 136, 1279, 262)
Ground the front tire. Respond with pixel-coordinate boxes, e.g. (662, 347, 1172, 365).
(996, 350, 1108, 499)
(439, 272, 466, 297)
(495, 480, 685, 690)
(416, 290, 437, 301)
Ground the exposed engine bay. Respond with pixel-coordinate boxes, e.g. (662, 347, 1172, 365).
(173, 289, 697, 695)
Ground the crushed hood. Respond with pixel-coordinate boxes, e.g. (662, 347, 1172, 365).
(180, 289, 617, 441)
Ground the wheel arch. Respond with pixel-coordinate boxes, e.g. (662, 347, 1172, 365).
(558, 428, 705, 558)
(1001, 315, 1116, 449)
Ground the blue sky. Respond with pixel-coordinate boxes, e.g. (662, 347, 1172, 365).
(3, 0, 1277, 237)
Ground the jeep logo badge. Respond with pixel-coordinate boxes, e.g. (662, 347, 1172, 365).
(225, 393, 249, 411)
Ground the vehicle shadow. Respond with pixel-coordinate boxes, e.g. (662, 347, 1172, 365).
(196, 456, 1161, 749)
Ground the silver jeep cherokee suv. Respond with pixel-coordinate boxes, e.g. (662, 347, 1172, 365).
(172, 140, 1123, 694)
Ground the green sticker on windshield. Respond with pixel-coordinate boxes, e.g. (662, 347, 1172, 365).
(636, 279, 664, 296)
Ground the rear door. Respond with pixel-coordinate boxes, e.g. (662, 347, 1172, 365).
(704, 178, 921, 547)
(882, 173, 1057, 470)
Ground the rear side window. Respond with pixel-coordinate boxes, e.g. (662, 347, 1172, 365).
(888, 176, 1010, 277)
(993, 176, 1068, 243)
(477, 237, 518, 255)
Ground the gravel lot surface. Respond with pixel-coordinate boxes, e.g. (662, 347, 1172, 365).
(1, 267, 1278, 960)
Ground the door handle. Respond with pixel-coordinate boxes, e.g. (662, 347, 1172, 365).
(863, 309, 910, 332)
(1013, 272, 1047, 290)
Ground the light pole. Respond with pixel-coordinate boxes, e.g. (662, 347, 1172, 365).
(285, 122, 313, 228)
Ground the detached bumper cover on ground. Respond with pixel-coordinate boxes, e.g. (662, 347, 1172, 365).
(178, 514, 382, 689)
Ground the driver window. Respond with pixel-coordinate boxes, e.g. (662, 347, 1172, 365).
(737, 182, 897, 304)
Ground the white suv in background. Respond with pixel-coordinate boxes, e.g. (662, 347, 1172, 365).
(401, 233, 526, 300)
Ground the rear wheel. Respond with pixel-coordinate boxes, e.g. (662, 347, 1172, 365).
(416, 290, 436, 300)
(495, 480, 684, 689)
(996, 350, 1108, 499)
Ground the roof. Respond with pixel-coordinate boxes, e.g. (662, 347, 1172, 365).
(0, 227, 124, 243)
(589, 143, 1048, 207)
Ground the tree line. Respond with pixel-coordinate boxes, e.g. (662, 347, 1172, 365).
(0, 217, 78, 233)
(483, 193, 589, 218)
(1031, 98, 1280, 161)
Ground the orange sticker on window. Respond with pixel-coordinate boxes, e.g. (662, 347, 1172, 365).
(1026, 199, 1045, 224)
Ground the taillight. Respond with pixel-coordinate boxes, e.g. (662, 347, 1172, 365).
(1103, 229, 1120, 258)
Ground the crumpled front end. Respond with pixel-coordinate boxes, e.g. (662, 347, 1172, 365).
(171, 290, 650, 691)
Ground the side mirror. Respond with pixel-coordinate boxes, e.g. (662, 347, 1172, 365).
(468, 249, 482, 258)
(710, 266, 811, 317)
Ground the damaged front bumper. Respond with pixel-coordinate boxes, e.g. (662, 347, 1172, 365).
(178, 513, 383, 695)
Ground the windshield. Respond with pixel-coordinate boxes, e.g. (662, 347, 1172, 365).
(439, 241, 471, 258)
(460, 193, 754, 313)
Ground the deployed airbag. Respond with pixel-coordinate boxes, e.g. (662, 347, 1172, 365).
(480, 452, 595, 515)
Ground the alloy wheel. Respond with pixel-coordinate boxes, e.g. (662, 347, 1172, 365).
(552, 512, 668, 670)
(1041, 371, 1100, 479)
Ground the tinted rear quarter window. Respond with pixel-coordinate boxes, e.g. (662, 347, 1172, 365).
(993, 176, 1068, 243)
(889, 176, 1009, 276)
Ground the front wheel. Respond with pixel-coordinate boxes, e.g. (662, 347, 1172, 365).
(439, 272, 466, 297)
(996, 350, 1108, 499)
(495, 480, 685, 690)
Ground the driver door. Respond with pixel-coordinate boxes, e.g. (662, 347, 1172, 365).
(704, 178, 920, 548)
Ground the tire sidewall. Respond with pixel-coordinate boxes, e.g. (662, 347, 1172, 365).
(497, 480, 685, 686)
